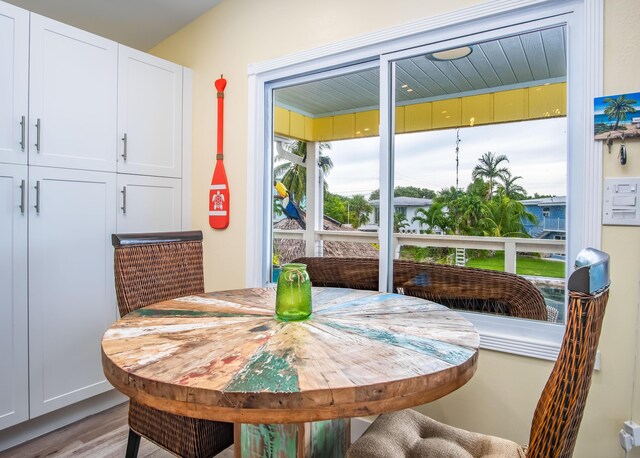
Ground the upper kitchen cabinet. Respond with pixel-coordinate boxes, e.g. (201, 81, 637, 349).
(118, 46, 183, 178)
(0, 3, 28, 165)
(28, 14, 117, 172)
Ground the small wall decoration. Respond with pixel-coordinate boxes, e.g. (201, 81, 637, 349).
(594, 92, 640, 141)
(209, 75, 230, 229)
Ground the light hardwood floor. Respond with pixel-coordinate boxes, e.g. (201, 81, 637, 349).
(0, 402, 234, 458)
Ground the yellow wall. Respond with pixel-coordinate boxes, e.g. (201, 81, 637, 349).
(274, 83, 566, 141)
(151, 0, 640, 456)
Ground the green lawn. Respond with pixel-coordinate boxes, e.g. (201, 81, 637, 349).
(466, 252, 565, 278)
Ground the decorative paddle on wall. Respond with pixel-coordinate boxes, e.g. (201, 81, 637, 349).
(209, 75, 230, 229)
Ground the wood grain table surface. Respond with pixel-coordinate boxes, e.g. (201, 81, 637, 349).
(101, 287, 480, 425)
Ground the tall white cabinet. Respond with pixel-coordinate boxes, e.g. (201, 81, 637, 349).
(0, 164, 28, 430)
(0, 0, 190, 434)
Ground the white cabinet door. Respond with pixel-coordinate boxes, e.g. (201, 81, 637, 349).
(0, 3, 28, 165)
(0, 164, 28, 429)
(117, 174, 182, 233)
(28, 166, 117, 417)
(118, 45, 182, 178)
(29, 15, 117, 172)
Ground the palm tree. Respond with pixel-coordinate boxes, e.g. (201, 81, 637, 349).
(347, 195, 372, 229)
(471, 152, 510, 198)
(604, 94, 637, 131)
(394, 212, 410, 232)
(274, 141, 333, 205)
(480, 195, 536, 237)
(497, 171, 527, 199)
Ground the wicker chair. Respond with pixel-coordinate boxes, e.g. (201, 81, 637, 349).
(112, 231, 234, 458)
(293, 257, 549, 321)
(346, 248, 610, 458)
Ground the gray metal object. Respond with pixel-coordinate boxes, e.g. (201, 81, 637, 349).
(121, 133, 128, 161)
(20, 116, 25, 151)
(34, 180, 40, 213)
(121, 186, 127, 214)
(568, 248, 610, 294)
(35, 118, 41, 152)
(19, 180, 25, 214)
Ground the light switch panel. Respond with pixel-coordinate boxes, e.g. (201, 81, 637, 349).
(603, 177, 640, 226)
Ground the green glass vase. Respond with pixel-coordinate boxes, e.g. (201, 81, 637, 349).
(276, 263, 312, 321)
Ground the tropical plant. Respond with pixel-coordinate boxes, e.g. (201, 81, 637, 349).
(394, 212, 410, 232)
(323, 191, 349, 223)
(471, 152, 510, 198)
(603, 94, 637, 131)
(412, 205, 450, 234)
(479, 195, 536, 237)
(347, 195, 373, 229)
(496, 170, 527, 199)
(274, 141, 333, 205)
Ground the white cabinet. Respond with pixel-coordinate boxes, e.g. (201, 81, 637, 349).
(28, 15, 117, 172)
(28, 166, 117, 417)
(0, 0, 190, 433)
(0, 3, 28, 165)
(0, 164, 28, 429)
(117, 45, 183, 178)
(117, 174, 182, 233)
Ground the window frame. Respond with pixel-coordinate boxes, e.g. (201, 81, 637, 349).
(246, 0, 603, 361)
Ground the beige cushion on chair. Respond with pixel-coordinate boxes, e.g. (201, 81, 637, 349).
(347, 410, 525, 458)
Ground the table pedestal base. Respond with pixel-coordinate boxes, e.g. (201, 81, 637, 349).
(234, 418, 350, 458)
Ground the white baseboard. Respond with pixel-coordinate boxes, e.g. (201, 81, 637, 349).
(0, 389, 127, 452)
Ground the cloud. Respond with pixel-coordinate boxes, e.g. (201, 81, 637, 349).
(325, 117, 567, 197)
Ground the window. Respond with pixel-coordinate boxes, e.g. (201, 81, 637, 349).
(248, 0, 601, 360)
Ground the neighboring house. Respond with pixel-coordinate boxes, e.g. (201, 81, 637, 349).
(364, 197, 432, 233)
(520, 196, 566, 240)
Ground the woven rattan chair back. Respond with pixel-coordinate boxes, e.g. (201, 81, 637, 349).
(293, 257, 547, 320)
(112, 231, 233, 458)
(113, 231, 205, 316)
(526, 288, 609, 458)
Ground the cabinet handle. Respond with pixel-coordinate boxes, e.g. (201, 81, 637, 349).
(34, 181, 40, 213)
(19, 180, 25, 214)
(121, 186, 126, 214)
(35, 118, 41, 152)
(20, 116, 25, 151)
(121, 133, 127, 161)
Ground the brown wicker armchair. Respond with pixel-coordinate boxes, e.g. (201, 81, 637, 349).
(346, 248, 610, 458)
(293, 257, 549, 321)
(112, 231, 233, 458)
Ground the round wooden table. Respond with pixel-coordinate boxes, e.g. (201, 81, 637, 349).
(102, 287, 479, 457)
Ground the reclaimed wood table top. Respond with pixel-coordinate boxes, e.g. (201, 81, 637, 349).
(101, 287, 479, 424)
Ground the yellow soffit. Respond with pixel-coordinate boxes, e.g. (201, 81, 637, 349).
(275, 82, 566, 142)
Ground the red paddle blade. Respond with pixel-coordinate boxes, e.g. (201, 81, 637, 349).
(209, 159, 229, 229)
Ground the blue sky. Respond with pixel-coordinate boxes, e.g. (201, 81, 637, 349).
(324, 117, 567, 198)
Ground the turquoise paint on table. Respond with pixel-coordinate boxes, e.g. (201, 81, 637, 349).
(241, 423, 297, 458)
(226, 349, 300, 393)
(324, 321, 474, 365)
(311, 419, 348, 458)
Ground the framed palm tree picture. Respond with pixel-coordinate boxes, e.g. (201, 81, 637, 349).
(594, 92, 640, 139)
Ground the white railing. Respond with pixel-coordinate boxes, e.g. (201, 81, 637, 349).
(273, 229, 566, 274)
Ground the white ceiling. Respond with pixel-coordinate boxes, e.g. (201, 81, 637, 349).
(4, 0, 223, 50)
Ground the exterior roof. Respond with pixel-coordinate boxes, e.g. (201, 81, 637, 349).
(520, 196, 566, 207)
(369, 197, 433, 208)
